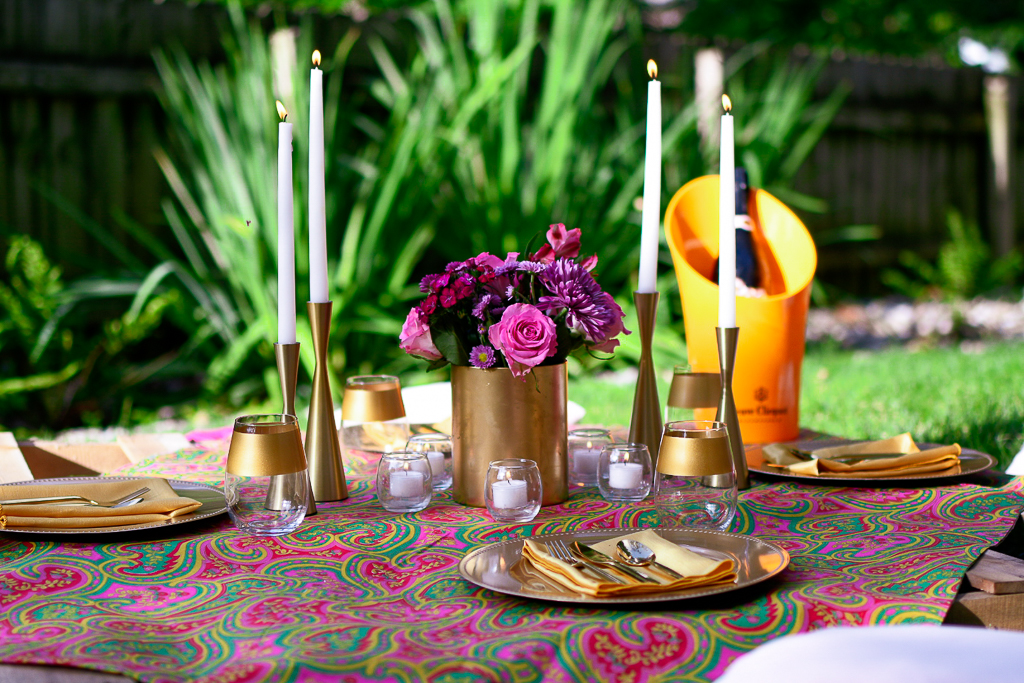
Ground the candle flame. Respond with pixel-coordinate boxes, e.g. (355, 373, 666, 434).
(647, 59, 658, 79)
(312, 50, 321, 67)
(276, 100, 287, 121)
(722, 94, 732, 112)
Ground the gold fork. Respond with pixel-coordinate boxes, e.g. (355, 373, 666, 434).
(0, 487, 150, 508)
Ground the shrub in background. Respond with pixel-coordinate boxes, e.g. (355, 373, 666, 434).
(883, 208, 1023, 300)
(2, 0, 848, 428)
(0, 236, 184, 432)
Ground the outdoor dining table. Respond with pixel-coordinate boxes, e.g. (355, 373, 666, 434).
(1, 434, 1022, 683)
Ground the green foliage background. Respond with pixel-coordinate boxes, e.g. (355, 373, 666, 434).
(0, 0, 850, 430)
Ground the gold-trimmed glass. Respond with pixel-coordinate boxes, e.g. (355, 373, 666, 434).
(341, 375, 410, 453)
(653, 420, 737, 530)
(225, 414, 309, 536)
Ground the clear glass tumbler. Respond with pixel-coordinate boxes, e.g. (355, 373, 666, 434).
(652, 420, 737, 530)
(485, 459, 542, 523)
(376, 450, 432, 513)
(225, 414, 309, 536)
(406, 433, 453, 492)
(341, 375, 411, 452)
(569, 428, 612, 488)
(597, 443, 653, 503)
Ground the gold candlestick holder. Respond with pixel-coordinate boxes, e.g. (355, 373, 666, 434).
(628, 292, 663, 466)
(716, 326, 749, 490)
(270, 342, 316, 515)
(305, 302, 348, 502)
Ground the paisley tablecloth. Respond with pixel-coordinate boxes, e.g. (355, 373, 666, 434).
(1, 443, 1022, 683)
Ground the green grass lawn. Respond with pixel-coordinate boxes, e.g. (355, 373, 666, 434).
(569, 341, 1024, 469)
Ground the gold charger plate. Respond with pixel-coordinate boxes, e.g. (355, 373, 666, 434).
(458, 527, 789, 605)
(0, 476, 227, 536)
(746, 440, 997, 484)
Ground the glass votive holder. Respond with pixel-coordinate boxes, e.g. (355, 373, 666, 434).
(652, 420, 737, 530)
(665, 366, 722, 423)
(406, 433, 453, 492)
(485, 459, 542, 523)
(341, 375, 411, 452)
(225, 414, 309, 536)
(375, 450, 432, 513)
(569, 428, 612, 487)
(598, 443, 653, 503)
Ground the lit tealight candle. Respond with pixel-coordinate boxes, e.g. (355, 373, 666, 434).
(389, 470, 424, 498)
(572, 441, 601, 477)
(608, 462, 643, 490)
(491, 479, 528, 509)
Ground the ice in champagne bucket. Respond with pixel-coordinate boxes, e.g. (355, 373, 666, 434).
(665, 175, 817, 443)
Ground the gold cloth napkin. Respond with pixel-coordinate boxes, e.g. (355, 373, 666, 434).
(522, 529, 737, 597)
(765, 434, 961, 477)
(0, 478, 202, 529)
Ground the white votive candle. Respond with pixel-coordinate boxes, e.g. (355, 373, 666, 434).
(427, 452, 447, 478)
(491, 479, 528, 509)
(608, 462, 644, 489)
(389, 471, 424, 498)
(572, 449, 601, 476)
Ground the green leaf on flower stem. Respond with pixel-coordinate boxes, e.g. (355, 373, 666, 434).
(432, 323, 470, 366)
(425, 357, 449, 372)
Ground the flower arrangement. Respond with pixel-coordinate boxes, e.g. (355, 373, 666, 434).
(400, 224, 629, 378)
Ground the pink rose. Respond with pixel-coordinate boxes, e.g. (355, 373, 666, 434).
(400, 308, 442, 361)
(533, 223, 581, 263)
(488, 303, 558, 378)
(591, 293, 630, 353)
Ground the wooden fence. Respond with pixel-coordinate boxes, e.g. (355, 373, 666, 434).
(0, 0, 1017, 294)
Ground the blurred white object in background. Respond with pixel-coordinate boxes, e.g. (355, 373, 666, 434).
(718, 625, 1024, 683)
(400, 382, 585, 427)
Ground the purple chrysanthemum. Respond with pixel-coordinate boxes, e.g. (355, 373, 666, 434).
(472, 293, 499, 319)
(537, 259, 616, 341)
(516, 261, 548, 273)
(469, 344, 496, 368)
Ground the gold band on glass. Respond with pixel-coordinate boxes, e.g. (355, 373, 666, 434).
(341, 383, 406, 422)
(657, 434, 733, 477)
(667, 372, 721, 409)
(226, 425, 308, 477)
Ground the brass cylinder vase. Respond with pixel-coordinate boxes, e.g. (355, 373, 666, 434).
(451, 363, 568, 507)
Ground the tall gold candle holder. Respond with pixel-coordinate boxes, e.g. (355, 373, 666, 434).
(271, 342, 316, 515)
(628, 292, 663, 464)
(716, 327, 749, 490)
(305, 302, 348, 502)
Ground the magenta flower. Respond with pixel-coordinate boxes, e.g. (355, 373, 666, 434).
(440, 288, 458, 308)
(472, 252, 505, 270)
(453, 274, 475, 300)
(420, 294, 438, 315)
(469, 345, 496, 368)
(532, 223, 582, 263)
(399, 308, 442, 361)
(488, 303, 557, 378)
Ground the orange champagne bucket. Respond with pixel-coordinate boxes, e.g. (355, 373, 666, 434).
(665, 175, 817, 443)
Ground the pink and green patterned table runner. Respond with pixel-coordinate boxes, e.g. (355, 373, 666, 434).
(1, 443, 1022, 682)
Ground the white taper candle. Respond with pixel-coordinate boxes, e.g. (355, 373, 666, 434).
(637, 60, 662, 294)
(276, 102, 296, 344)
(308, 50, 329, 304)
(718, 95, 736, 328)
